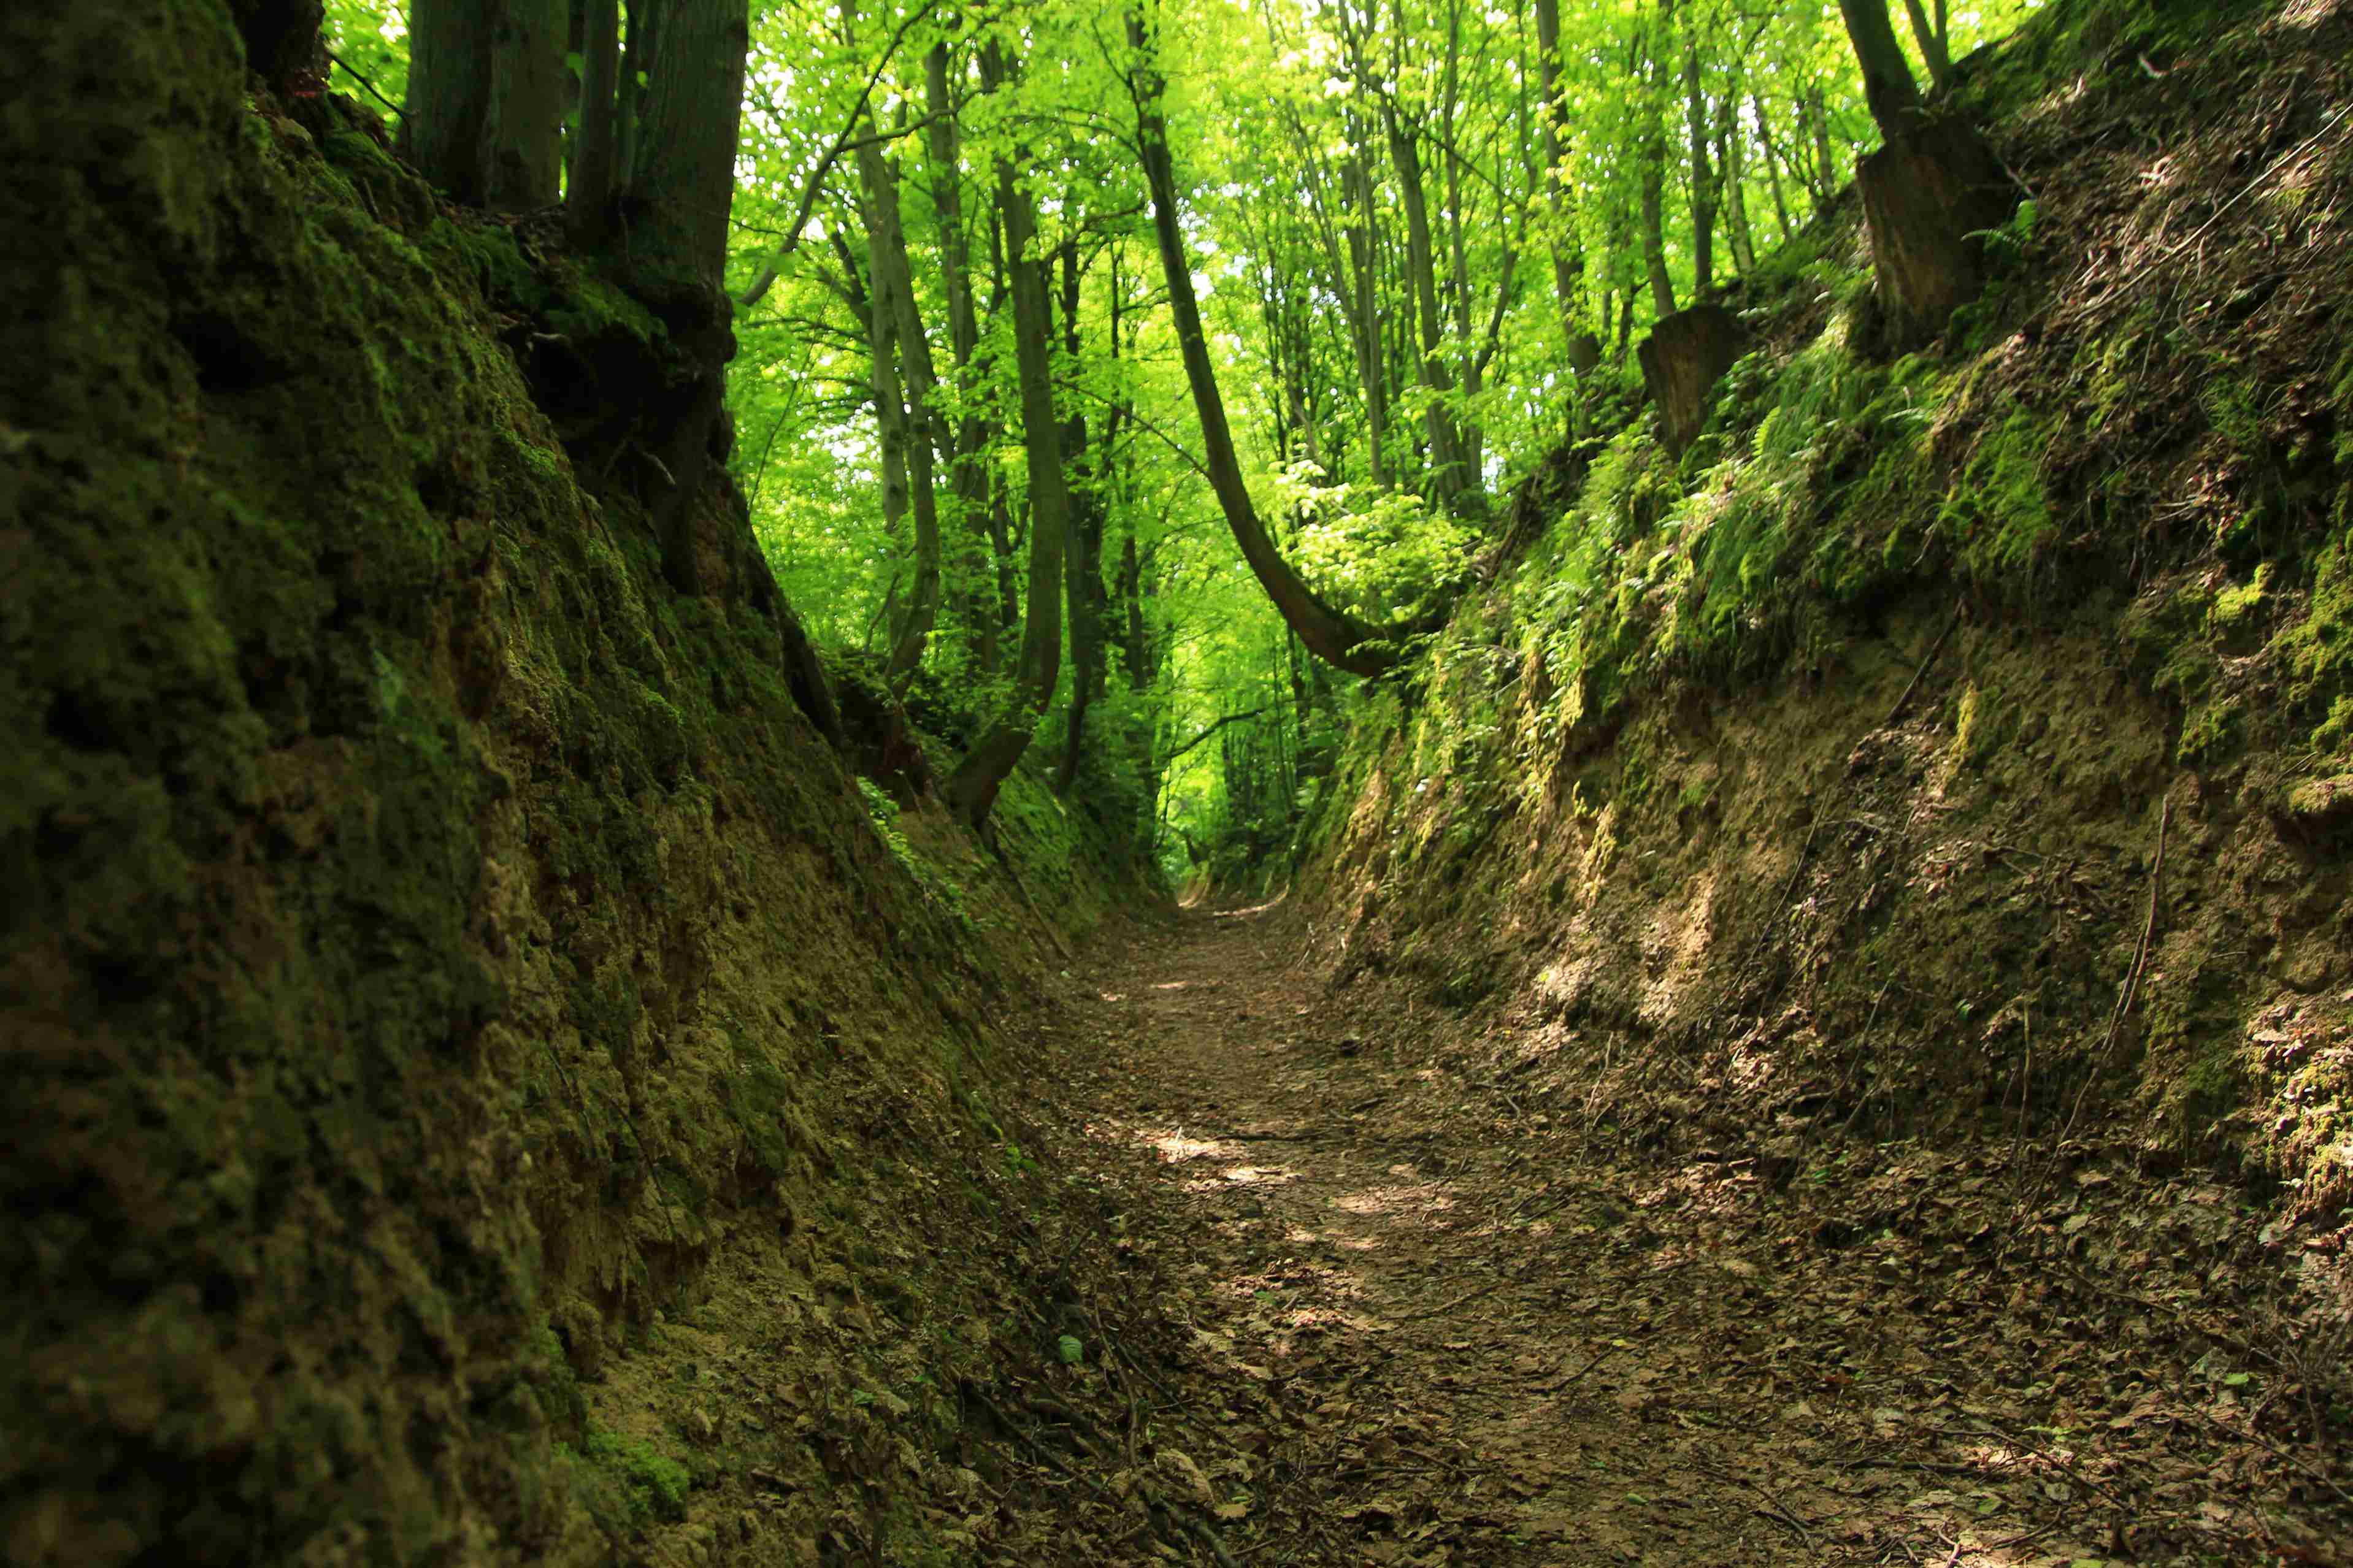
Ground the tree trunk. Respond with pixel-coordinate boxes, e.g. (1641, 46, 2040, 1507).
(626, 0, 749, 596)
(1681, 34, 1716, 299)
(1900, 0, 1952, 91)
(1129, 7, 1403, 678)
(1806, 85, 1838, 207)
(837, 230, 912, 591)
(851, 109, 942, 683)
(926, 41, 997, 676)
(946, 45, 1067, 828)
(1637, 38, 1675, 320)
(1836, 0, 1924, 143)
(1386, 107, 1468, 510)
(628, 0, 745, 294)
(569, 0, 621, 243)
(230, 0, 325, 88)
(1754, 91, 1795, 243)
(1837, 0, 2012, 348)
(402, 0, 495, 205)
(1115, 534, 1153, 691)
(1531, 0, 1586, 363)
(1056, 242, 1110, 795)
(1721, 120, 1756, 273)
(1342, 135, 1391, 486)
(483, 0, 566, 209)
(615, 0, 654, 186)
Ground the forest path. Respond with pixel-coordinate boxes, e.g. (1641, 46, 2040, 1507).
(1051, 902, 2125, 1568)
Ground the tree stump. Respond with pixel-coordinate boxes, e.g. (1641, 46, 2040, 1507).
(1638, 304, 1749, 456)
(1857, 117, 2016, 351)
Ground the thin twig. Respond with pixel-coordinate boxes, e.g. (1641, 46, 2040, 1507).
(322, 45, 404, 118)
(2159, 102, 2353, 266)
(1883, 609, 1964, 730)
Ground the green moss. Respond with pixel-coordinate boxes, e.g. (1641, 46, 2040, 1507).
(1939, 410, 2060, 574)
(562, 1425, 692, 1531)
(2279, 535, 2353, 749)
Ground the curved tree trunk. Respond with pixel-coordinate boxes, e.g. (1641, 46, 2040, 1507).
(1127, 7, 1405, 679)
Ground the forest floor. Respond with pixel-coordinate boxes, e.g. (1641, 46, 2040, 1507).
(1012, 903, 2347, 1568)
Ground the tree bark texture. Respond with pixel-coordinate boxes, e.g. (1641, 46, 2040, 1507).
(402, 0, 495, 205)
(483, 0, 566, 209)
(627, 0, 750, 597)
(1857, 116, 2014, 351)
(231, 0, 324, 88)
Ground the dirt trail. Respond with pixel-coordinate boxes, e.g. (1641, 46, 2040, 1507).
(1051, 904, 2200, 1568)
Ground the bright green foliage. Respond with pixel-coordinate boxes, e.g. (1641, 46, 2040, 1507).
(303, 0, 2044, 870)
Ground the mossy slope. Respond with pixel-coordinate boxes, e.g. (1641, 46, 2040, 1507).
(1299, 0, 2353, 1213)
(0, 4, 1154, 1564)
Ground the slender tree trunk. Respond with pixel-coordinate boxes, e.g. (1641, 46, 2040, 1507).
(1056, 241, 1110, 794)
(1681, 32, 1717, 298)
(850, 116, 942, 680)
(1342, 135, 1390, 486)
(1754, 91, 1795, 243)
(1116, 534, 1151, 690)
(615, 0, 657, 188)
(837, 230, 912, 591)
(1639, 125, 1674, 318)
(1899, 0, 1952, 91)
(947, 43, 1067, 828)
(1805, 85, 1837, 205)
(1386, 107, 1468, 510)
(1129, 5, 1403, 678)
(1531, 0, 1587, 364)
(1837, 0, 1925, 142)
(569, 0, 621, 243)
(1722, 120, 1756, 272)
(926, 40, 997, 675)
